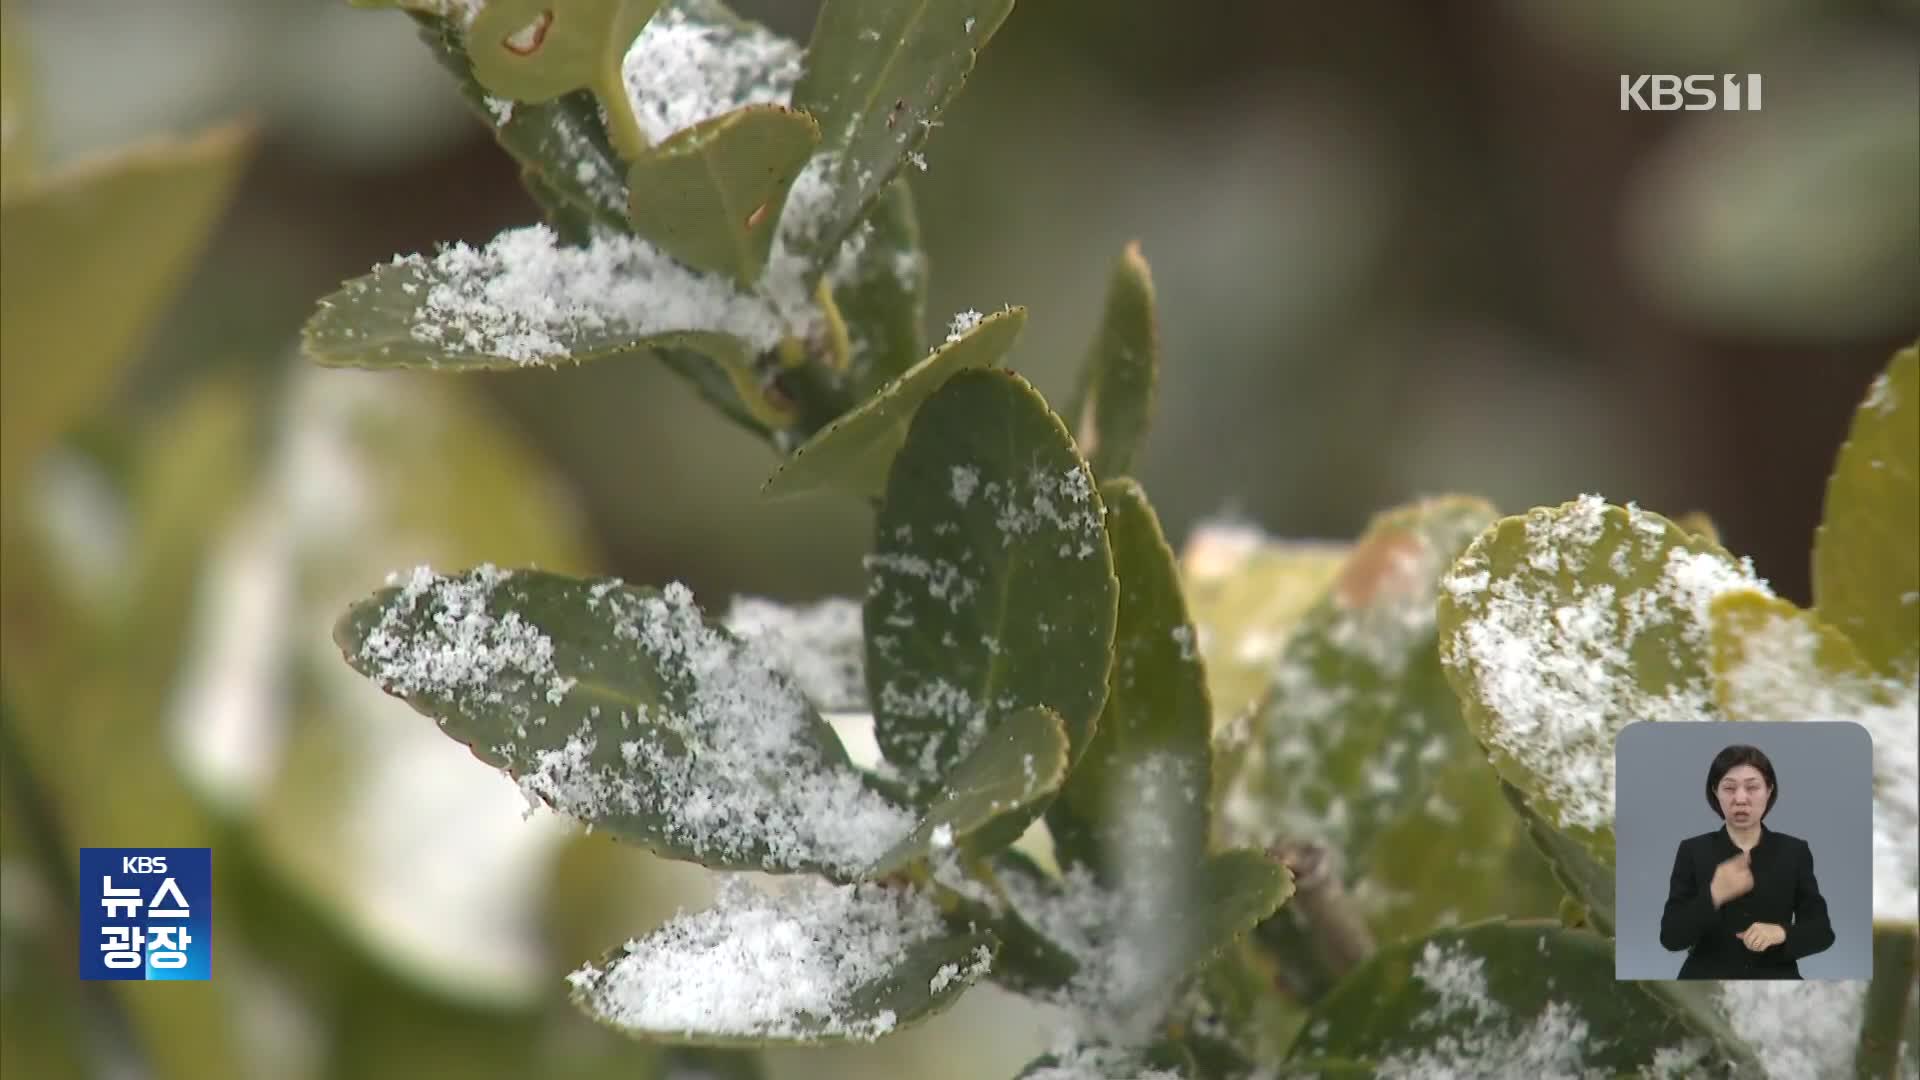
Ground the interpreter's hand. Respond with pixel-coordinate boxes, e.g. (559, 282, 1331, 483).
(1709, 851, 1755, 907)
(1737, 922, 1786, 951)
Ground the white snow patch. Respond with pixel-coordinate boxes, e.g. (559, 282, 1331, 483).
(568, 875, 960, 1041)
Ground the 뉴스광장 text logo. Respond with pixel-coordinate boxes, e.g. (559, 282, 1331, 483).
(1620, 74, 1762, 111)
(79, 848, 211, 980)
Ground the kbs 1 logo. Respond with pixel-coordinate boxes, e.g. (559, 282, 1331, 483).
(1619, 74, 1763, 111)
(79, 848, 211, 981)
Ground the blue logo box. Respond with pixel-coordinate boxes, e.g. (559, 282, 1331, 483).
(79, 848, 211, 981)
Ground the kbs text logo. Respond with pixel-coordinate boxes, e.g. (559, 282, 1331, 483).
(1620, 74, 1763, 111)
(80, 848, 211, 980)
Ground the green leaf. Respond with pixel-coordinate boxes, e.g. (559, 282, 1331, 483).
(567, 876, 996, 1044)
(991, 846, 1290, 1034)
(1178, 527, 1345, 738)
(1707, 589, 1917, 927)
(1173, 941, 1307, 1076)
(333, 568, 915, 879)
(762, 305, 1026, 500)
(1177, 525, 1345, 846)
(415, 14, 632, 236)
(1289, 919, 1745, 1076)
(1436, 498, 1767, 875)
(831, 178, 927, 399)
(1047, 478, 1210, 881)
(0, 123, 253, 501)
(1497, 777, 1617, 936)
(1066, 241, 1159, 479)
(467, 0, 662, 159)
(1710, 590, 1885, 719)
(865, 706, 1068, 878)
(1858, 924, 1918, 1078)
(1813, 343, 1919, 681)
(1229, 497, 1563, 946)
(861, 366, 1116, 793)
(302, 230, 796, 432)
(1632, 977, 1765, 1077)
(624, 104, 819, 284)
(787, 0, 1014, 261)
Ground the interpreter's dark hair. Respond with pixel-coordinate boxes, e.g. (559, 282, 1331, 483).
(1705, 744, 1778, 819)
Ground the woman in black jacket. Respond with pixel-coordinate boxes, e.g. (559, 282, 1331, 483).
(1659, 744, 1835, 979)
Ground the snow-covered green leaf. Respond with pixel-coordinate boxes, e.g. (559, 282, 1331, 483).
(568, 875, 994, 1044)
(334, 568, 914, 878)
(303, 227, 805, 429)
(1048, 478, 1210, 881)
(787, 0, 1014, 261)
(865, 706, 1068, 877)
(1708, 589, 1917, 926)
(994, 846, 1291, 1042)
(762, 306, 1026, 500)
(1066, 241, 1159, 479)
(1290, 919, 1746, 1076)
(1436, 497, 1768, 881)
(1228, 497, 1562, 945)
(862, 366, 1115, 794)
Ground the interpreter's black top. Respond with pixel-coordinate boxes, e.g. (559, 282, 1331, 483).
(1659, 822, 1835, 979)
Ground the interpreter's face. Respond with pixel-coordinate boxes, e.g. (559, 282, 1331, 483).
(1716, 764, 1770, 828)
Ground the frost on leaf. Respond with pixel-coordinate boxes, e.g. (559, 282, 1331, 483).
(567, 875, 993, 1043)
(338, 569, 914, 878)
(1225, 497, 1494, 857)
(722, 594, 867, 712)
(1711, 591, 1919, 925)
(620, 0, 804, 143)
(1718, 981, 1866, 1080)
(863, 369, 1115, 792)
(1290, 923, 1733, 1079)
(357, 564, 573, 708)
(1437, 495, 1770, 839)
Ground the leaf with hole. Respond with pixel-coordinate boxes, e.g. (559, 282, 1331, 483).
(624, 104, 819, 284)
(467, 0, 663, 159)
(413, 13, 632, 236)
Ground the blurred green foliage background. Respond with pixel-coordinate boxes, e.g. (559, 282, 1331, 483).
(1, 0, 1914, 1077)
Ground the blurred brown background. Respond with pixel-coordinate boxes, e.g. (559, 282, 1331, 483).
(2, 0, 1915, 1077)
(22, 0, 1918, 605)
